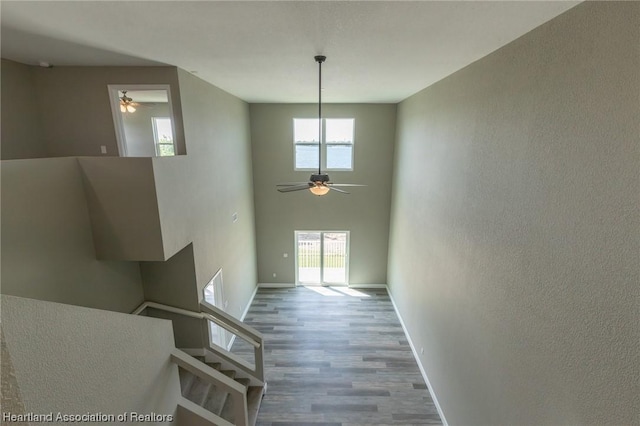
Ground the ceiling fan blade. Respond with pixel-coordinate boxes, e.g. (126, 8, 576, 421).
(329, 187, 350, 194)
(277, 184, 312, 193)
(276, 182, 310, 186)
(328, 183, 367, 187)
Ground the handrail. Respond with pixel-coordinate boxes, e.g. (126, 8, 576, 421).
(133, 299, 265, 384)
(132, 301, 261, 349)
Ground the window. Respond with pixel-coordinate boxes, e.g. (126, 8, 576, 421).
(152, 117, 175, 157)
(294, 118, 354, 170)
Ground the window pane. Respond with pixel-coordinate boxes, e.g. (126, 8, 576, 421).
(294, 119, 320, 143)
(325, 119, 354, 144)
(153, 117, 175, 157)
(295, 144, 319, 169)
(326, 145, 353, 169)
(158, 144, 175, 157)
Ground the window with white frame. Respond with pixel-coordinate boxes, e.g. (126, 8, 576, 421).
(294, 118, 354, 170)
(152, 117, 176, 157)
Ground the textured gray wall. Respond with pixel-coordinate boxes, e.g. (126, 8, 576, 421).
(1, 158, 144, 312)
(78, 157, 165, 261)
(251, 104, 396, 285)
(2, 295, 180, 422)
(31, 66, 186, 157)
(141, 69, 258, 321)
(1, 59, 47, 159)
(388, 2, 639, 425)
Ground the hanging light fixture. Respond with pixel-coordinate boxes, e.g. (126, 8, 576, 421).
(119, 90, 136, 113)
(311, 55, 327, 195)
(276, 56, 366, 196)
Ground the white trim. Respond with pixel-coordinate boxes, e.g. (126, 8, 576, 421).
(258, 283, 295, 288)
(227, 284, 260, 350)
(386, 285, 448, 426)
(348, 283, 388, 289)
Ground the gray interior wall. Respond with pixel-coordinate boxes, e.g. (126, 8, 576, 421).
(1, 158, 144, 312)
(78, 157, 165, 261)
(2, 295, 180, 423)
(250, 104, 396, 285)
(388, 2, 639, 425)
(31, 66, 186, 157)
(141, 244, 199, 311)
(122, 103, 171, 157)
(140, 69, 258, 323)
(1, 59, 47, 159)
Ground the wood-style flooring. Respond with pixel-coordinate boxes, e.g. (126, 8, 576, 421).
(230, 286, 443, 425)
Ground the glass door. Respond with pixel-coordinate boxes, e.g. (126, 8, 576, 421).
(295, 231, 349, 285)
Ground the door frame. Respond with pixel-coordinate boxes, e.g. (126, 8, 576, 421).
(294, 230, 350, 286)
(107, 84, 177, 157)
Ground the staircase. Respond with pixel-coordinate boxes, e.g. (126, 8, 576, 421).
(133, 300, 266, 426)
(179, 356, 264, 425)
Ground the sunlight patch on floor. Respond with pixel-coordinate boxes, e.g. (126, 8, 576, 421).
(303, 286, 371, 297)
(333, 287, 371, 298)
(304, 286, 345, 297)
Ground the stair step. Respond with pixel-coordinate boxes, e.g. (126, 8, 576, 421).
(178, 367, 195, 394)
(206, 362, 222, 371)
(186, 375, 212, 406)
(220, 384, 265, 426)
(236, 378, 250, 387)
(202, 369, 237, 415)
(220, 370, 236, 380)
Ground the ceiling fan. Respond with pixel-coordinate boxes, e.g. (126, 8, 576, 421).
(119, 90, 139, 113)
(277, 55, 365, 196)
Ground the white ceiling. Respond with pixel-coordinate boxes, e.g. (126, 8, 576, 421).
(1, 1, 580, 103)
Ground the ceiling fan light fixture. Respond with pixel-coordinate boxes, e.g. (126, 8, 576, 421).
(119, 90, 136, 114)
(276, 55, 365, 195)
(309, 185, 330, 196)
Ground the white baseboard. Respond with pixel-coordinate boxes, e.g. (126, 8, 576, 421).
(386, 285, 448, 426)
(227, 283, 260, 350)
(258, 283, 295, 288)
(348, 283, 388, 289)
(240, 284, 259, 321)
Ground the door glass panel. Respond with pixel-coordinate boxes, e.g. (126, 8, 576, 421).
(297, 232, 321, 283)
(323, 232, 347, 284)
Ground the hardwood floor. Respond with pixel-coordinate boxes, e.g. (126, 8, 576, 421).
(231, 286, 443, 425)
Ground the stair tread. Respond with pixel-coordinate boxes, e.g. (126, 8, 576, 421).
(236, 378, 250, 387)
(186, 375, 212, 406)
(178, 368, 195, 394)
(202, 369, 237, 415)
(220, 384, 265, 426)
(220, 370, 236, 379)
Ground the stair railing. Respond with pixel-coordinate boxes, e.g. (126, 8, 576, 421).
(132, 301, 264, 384)
(171, 348, 248, 426)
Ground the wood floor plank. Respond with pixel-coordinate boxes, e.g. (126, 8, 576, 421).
(231, 287, 443, 425)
